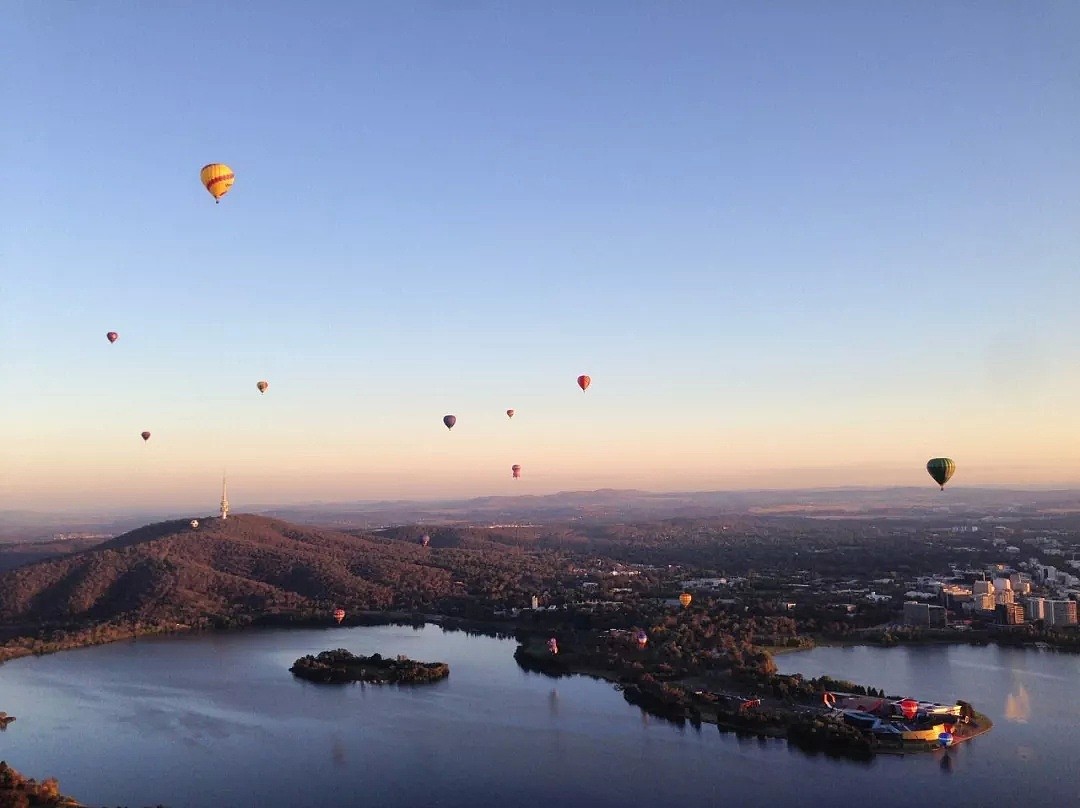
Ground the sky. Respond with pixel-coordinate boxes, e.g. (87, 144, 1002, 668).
(2, 2, 1079, 511)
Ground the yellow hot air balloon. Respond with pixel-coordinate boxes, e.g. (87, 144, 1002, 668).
(679, 592, 692, 608)
(200, 163, 235, 203)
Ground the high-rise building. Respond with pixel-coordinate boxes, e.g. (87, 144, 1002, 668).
(1025, 597, 1046, 622)
(903, 602, 929, 626)
(1009, 572, 1030, 589)
(1046, 600, 1078, 627)
(995, 589, 1015, 606)
(975, 593, 996, 612)
(973, 580, 994, 596)
(995, 603, 1025, 625)
(903, 602, 946, 628)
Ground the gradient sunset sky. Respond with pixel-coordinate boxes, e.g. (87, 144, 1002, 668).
(3, 2, 1079, 511)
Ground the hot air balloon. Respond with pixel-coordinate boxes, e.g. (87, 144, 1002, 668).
(200, 163, 235, 203)
(926, 458, 956, 491)
(679, 592, 692, 608)
(141, 431, 151, 442)
(190, 520, 199, 530)
(512, 464, 521, 479)
(420, 534, 431, 548)
(634, 630, 648, 649)
(506, 409, 515, 419)
(577, 374, 591, 392)
(547, 637, 559, 655)
(257, 381, 269, 394)
(900, 698, 919, 721)
(938, 731, 954, 749)
(443, 415, 457, 430)
(333, 608, 346, 625)
(106, 332, 118, 344)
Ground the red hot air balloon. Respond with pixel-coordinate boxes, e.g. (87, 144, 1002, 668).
(577, 375, 591, 392)
(140, 431, 151, 442)
(443, 415, 457, 430)
(333, 608, 346, 624)
(506, 409, 515, 419)
(106, 332, 119, 344)
(512, 464, 521, 479)
(547, 637, 559, 655)
(900, 699, 919, 721)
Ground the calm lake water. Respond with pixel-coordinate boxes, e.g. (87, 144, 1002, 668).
(1, 626, 1078, 807)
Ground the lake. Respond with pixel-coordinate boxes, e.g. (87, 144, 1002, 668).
(1, 627, 1077, 807)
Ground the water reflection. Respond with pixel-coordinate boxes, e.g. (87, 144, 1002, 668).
(331, 736, 346, 768)
(940, 752, 953, 774)
(548, 689, 559, 718)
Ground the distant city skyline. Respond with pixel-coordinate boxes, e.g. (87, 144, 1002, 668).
(3, 3, 1079, 509)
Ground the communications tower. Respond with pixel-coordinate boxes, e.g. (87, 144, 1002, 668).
(220, 474, 230, 520)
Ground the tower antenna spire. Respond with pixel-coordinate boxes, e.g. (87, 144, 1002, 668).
(220, 471, 230, 520)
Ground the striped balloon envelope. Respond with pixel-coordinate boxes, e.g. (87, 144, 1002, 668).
(200, 163, 235, 203)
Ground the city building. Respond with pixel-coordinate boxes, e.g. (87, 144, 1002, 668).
(941, 586, 972, 611)
(1025, 597, 1046, 622)
(995, 603, 1025, 625)
(1046, 600, 1078, 627)
(903, 601, 946, 628)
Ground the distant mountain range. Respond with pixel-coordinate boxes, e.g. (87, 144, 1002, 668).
(5, 486, 1080, 542)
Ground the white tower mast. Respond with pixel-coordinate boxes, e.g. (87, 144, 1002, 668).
(220, 473, 230, 520)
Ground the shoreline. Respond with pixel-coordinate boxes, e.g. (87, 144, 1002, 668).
(2, 611, 1077, 669)
(512, 641, 994, 758)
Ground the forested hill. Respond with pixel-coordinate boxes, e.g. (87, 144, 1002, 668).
(0, 514, 558, 629)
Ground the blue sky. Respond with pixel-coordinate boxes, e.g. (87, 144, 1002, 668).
(3, 2, 1079, 510)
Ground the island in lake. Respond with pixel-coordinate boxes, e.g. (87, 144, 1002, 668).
(290, 649, 450, 685)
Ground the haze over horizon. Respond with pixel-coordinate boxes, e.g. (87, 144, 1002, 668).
(4, 3, 1078, 511)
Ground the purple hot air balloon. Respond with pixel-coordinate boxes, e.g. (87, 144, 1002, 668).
(443, 415, 457, 430)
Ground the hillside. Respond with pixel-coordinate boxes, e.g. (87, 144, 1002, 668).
(0, 537, 110, 573)
(0, 514, 559, 633)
